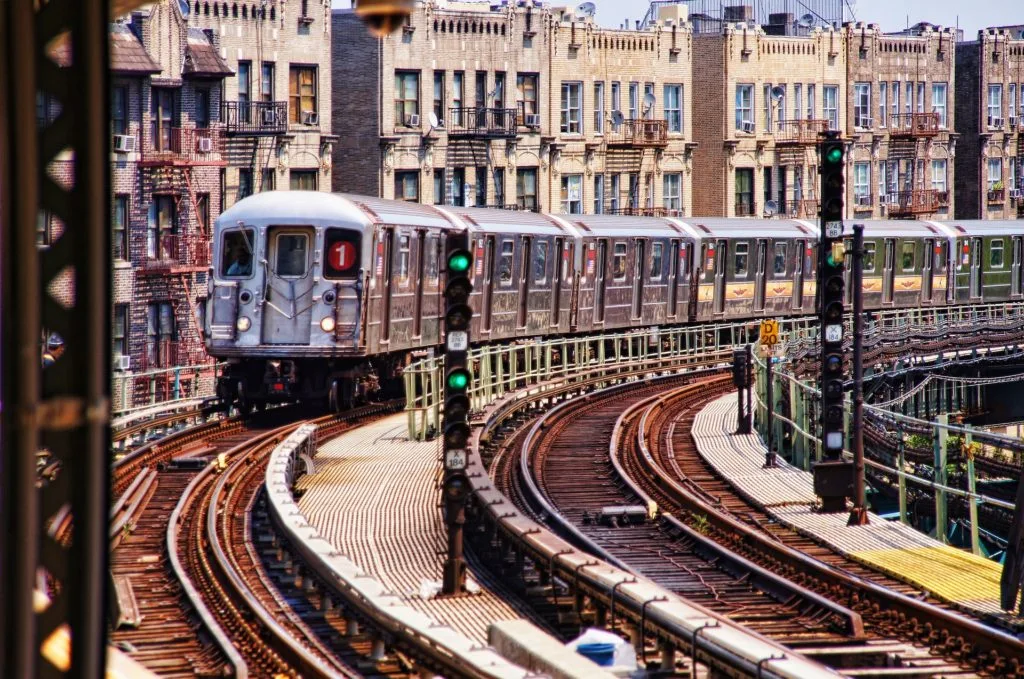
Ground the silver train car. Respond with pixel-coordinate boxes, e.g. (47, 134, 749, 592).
(205, 191, 1024, 410)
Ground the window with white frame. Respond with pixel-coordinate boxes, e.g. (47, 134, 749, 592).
(610, 174, 620, 212)
(594, 175, 604, 214)
(594, 82, 605, 133)
(806, 84, 815, 120)
(775, 84, 786, 128)
(763, 83, 773, 130)
(879, 82, 887, 127)
(611, 82, 621, 130)
(916, 82, 925, 113)
(664, 84, 683, 132)
(988, 84, 1003, 126)
(1012, 84, 1018, 123)
(932, 83, 947, 128)
(891, 80, 900, 121)
(854, 83, 871, 128)
(561, 82, 582, 134)
(878, 161, 887, 199)
(931, 159, 947, 192)
(988, 158, 1002, 190)
(663, 173, 681, 212)
(629, 82, 639, 119)
(853, 162, 870, 201)
(561, 174, 582, 214)
(823, 85, 839, 130)
(735, 84, 753, 131)
(904, 81, 913, 114)
(793, 83, 802, 121)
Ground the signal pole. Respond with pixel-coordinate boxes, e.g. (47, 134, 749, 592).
(848, 224, 869, 526)
(441, 232, 474, 596)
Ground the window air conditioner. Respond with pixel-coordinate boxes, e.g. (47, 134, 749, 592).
(197, 136, 213, 153)
(113, 134, 137, 153)
(115, 355, 131, 371)
(741, 121, 754, 133)
(406, 113, 420, 127)
(856, 194, 871, 206)
(302, 110, 319, 126)
(524, 113, 541, 128)
(262, 108, 278, 125)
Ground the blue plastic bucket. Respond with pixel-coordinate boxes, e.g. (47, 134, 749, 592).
(576, 641, 617, 666)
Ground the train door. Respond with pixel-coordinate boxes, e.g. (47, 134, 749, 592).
(632, 239, 645, 319)
(882, 238, 895, 304)
(413, 230, 426, 337)
(517, 237, 531, 328)
(713, 239, 727, 314)
(261, 226, 316, 344)
(481, 236, 495, 332)
(668, 240, 680, 318)
(380, 230, 394, 342)
(970, 237, 983, 299)
(595, 240, 608, 323)
(1013, 237, 1023, 298)
(792, 239, 805, 309)
(551, 237, 564, 327)
(921, 238, 934, 303)
(753, 239, 768, 312)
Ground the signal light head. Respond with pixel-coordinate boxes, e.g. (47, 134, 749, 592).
(824, 275, 844, 296)
(824, 354, 843, 374)
(445, 304, 473, 331)
(447, 249, 472, 274)
(825, 146, 843, 164)
(447, 368, 471, 391)
(444, 421, 471, 449)
(443, 474, 469, 501)
(444, 393, 470, 421)
(825, 379, 844, 398)
(826, 405, 844, 424)
(824, 301, 844, 323)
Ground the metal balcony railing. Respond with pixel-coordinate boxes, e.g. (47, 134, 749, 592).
(606, 119, 669, 147)
(608, 206, 684, 217)
(140, 233, 210, 273)
(988, 188, 1006, 203)
(890, 112, 941, 137)
(774, 119, 828, 145)
(885, 189, 942, 217)
(447, 107, 519, 138)
(734, 201, 756, 217)
(138, 341, 181, 372)
(222, 101, 288, 135)
(779, 199, 819, 218)
(141, 127, 223, 166)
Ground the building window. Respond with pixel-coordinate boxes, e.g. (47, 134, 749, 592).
(593, 175, 604, 214)
(238, 168, 253, 199)
(433, 71, 445, 122)
(516, 168, 537, 211)
(113, 304, 128, 360)
(823, 85, 839, 131)
(288, 65, 317, 124)
(112, 85, 128, 135)
(904, 81, 913, 114)
(594, 82, 605, 133)
(494, 72, 506, 110)
(663, 173, 681, 212)
(644, 83, 655, 119)
(516, 73, 538, 123)
(146, 302, 176, 368)
(735, 84, 753, 131)
(853, 162, 870, 201)
(147, 195, 176, 259)
(735, 168, 754, 216)
(433, 169, 445, 205)
(151, 88, 177, 151)
(238, 60, 252, 121)
(36, 210, 51, 246)
(610, 174, 620, 212)
(924, 82, 946, 129)
(475, 71, 487, 110)
(773, 84, 785, 128)
(734, 242, 749, 276)
(450, 168, 465, 206)
(261, 62, 275, 102)
(628, 173, 640, 209)
(261, 168, 275, 191)
(988, 158, 1002, 190)
(494, 170, 505, 206)
(878, 82, 887, 127)
(290, 170, 317, 191)
(195, 193, 210, 234)
(891, 80, 900, 121)
(395, 71, 419, 126)
(763, 83, 772, 131)
(792, 83, 802, 121)
(931, 159, 947, 192)
(475, 166, 487, 206)
(561, 174, 582, 214)
(452, 71, 464, 125)
(645, 173, 655, 209)
(664, 84, 682, 133)
(806, 84, 815, 120)
(629, 82, 639, 119)
(917, 82, 925, 113)
(1012, 85, 1018, 123)
(389, 172, 416, 203)
(611, 82, 621, 130)
(113, 195, 128, 261)
(854, 82, 871, 129)
(560, 82, 582, 134)
(195, 88, 211, 128)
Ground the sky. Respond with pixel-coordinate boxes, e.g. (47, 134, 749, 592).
(332, 1, 1022, 37)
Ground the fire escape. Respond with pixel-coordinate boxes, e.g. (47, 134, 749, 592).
(773, 118, 828, 218)
(604, 118, 670, 216)
(1016, 120, 1024, 218)
(443, 106, 519, 207)
(884, 112, 945, 219)
(222, 99, 290, 192)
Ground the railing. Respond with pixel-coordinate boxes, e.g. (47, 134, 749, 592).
(890, 112, 941, 137)
(884, 189, 942, 216)
(606, 119, 669, 147)
(140, 233, 211, 273)
(608, 206, 684, 217)
(773, 118, 828, 145)
(222, 101, 288, 135)
(446, 107, 518, 138)
(779, 199, 819, 218)
(137, 341, 181, 373)
(141, 127, 223, 165)
(113, 361, 222, 417)
(735, 201, 756, 217)
(988, 188, 1006, 204)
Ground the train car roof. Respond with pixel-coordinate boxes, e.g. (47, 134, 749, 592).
(856, 220, 956, 237)
(941, 220, 1024, 237)
(441, 205, 571, 237)
(563, 214, 688, 238)
(682, 218, 818, 239)
(217, 191, 373, 232)
(339, 194, 457, 231)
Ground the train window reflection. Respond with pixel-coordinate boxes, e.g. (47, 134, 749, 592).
(650, 243, 663, 280)
(991, 239, 1005, 268)
(863, 242, 877, 272)
(397, 235, 411, 284)
(534, 241, 548, 283)
(612, 242, 627, 281)
(426, 237, 440, 283)
(773, 243, 787, 276)
(498, 240, 514, 285)
(901, 241, 915, 271)
(221, 228, 254, 278)
(734, 242, 749, 277)
(275, 233, 308, 277)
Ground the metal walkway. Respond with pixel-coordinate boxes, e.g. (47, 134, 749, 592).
(692, 393, 1015, 624)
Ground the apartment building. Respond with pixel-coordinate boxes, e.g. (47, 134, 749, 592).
(692, 22, 847, 218)
(844, 23, 956, 220)
(956, 28, 1024, 220)
(331, 0, 694, 216)
(189, 0, 334, 204)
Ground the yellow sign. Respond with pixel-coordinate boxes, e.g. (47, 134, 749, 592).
(759, 319, 780, 347)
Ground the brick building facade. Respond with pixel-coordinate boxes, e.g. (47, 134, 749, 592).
(331, 1, 694, 216)
(955, 28, 1024, 220)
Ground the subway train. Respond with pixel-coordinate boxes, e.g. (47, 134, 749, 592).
(204, 191, 1024, 410)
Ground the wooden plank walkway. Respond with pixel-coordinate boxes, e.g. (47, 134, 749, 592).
(692, 394, 1012, 622)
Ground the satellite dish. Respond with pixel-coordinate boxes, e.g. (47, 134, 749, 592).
(764, 200, 779, 216)
(611, 110, 625, 126)
(428, 112, 440, 129)
(770, 86, 786, 101)
(575, 1, 596, 18)
(643, 92, 656, 113)
(798, 13, 815, 28)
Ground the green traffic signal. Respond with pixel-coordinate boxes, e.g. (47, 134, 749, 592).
(447, 369, 470, 390)
(825, 145, 843, 164)
(448, 250, 472, 274)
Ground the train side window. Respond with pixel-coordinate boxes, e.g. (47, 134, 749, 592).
(534, 241, 548, 283)
(901, 241, 915, 272)
(650, 243, 663, 280)
(734, 242, 749, 277)
(498, 240, 514, 285)
(275, 233, 309, 277)
(221, 228, 255, 278)
(397, 235, 411, 284)
(863, 242, 877, 273)
(991, 239, 1005, 268)
(935, 241, 947, 272)
(957, 239, 966, 270)
(426, 236, 440, 283)
(612, 242, 627, 281)
(773, 243, 787, 276)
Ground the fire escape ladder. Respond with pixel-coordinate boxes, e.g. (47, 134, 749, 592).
(1018, 133, 1024, 218)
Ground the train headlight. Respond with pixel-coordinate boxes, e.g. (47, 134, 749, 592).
(236, 316, 252, 332)
(320, 317, 336, 333)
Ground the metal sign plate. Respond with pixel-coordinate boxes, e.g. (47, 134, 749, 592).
(825, 221, 843, 238)
(445, 449, 468, 471)
(759, 319, 779, 347)
(447, 330, 469, 352)
(824, 324, 843, 343)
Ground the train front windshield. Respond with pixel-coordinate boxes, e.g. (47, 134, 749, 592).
(221, 228, 255, 278)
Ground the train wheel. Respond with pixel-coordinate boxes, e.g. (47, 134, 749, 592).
(236, 380, 249, 418)
(328, 380, 342, 415)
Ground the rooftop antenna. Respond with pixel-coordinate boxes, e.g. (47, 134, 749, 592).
(798, 13, 815, 29)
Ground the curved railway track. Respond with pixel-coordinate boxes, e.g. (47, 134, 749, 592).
(497, 372, 1023, 676)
